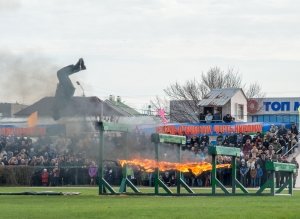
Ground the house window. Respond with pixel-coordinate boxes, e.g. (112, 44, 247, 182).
(237, 104, 244, 120)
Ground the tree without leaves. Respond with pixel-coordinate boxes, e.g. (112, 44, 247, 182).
(150, 96, 169, 114)
(246, 82, 265, 114)
(150, 80, 206, 123)
(150, 67, 264, 123)
(201, 67, 242, 89)
(246, 82, 265, 98)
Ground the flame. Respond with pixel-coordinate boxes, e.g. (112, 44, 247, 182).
(119, 159, 230, 176)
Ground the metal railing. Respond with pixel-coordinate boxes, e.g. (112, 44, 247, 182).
(0, 165, 91, 186)
(275, 146, 286, 155)
(198, 120, 225, 123)
(281, 143, 299, 158)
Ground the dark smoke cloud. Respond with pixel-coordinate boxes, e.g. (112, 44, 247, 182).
(0, 51, 59, 104)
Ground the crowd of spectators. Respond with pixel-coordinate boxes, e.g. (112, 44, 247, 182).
(0, 131, 152, 186)
(178, 123, 299, 188)
(0, 123, 299, 188)
(0, 134, 99, 186)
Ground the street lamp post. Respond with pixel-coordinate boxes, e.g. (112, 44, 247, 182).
(76, 81, 85, 97)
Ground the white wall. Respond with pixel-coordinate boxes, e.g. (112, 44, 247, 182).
(222, 102, 231, 116)
(230, 90, 248, 122)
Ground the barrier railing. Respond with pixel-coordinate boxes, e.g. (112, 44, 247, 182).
(96, 122, 297, 196)
(0, 165, 91, 186)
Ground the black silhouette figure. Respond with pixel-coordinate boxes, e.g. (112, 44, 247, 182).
(53, 58, 86, 120)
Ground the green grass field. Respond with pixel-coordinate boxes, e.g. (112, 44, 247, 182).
(0, 187, 299, 219)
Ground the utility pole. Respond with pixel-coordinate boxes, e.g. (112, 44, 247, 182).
(76, 81, 85, 97)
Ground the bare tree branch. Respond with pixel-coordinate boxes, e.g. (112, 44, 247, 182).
(246, 82, 265, 98)
(151, 66, 264, 123)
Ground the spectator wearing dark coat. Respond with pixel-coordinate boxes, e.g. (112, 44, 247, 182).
(242, 134, 252, 144)
(277, 125, 288, 137)
(223, 114, 233, 123)
(291, 124, 299, 135)
(200, 135, 210, 146)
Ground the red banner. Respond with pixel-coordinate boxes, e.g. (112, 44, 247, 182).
(156, 123, 262, 135)
(0, 127, 46, 136)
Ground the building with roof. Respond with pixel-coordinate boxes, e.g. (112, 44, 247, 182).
(0, 102, 27, 118)
(1, 95, 161, 136)
(9, 95, 144, 135)
(169, 88, 248, 123)
(14, 96, 127, 119)
(105, 95, 141, 117)
(198, 88, 248, 122)
(14, 95, 143, 120)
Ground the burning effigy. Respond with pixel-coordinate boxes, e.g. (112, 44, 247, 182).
(52, 58, 86, 120)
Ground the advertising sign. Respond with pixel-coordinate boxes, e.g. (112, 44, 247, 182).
(248, 98, 300, 115)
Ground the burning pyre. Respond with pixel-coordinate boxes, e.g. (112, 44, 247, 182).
(119, 158, 231, 176)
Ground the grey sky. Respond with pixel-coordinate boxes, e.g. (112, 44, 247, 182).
(1, 0, 300, 110)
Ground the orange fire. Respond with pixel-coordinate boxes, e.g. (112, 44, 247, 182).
(119, 159, 231, 176)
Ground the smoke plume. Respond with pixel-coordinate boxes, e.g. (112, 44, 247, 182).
(0, 51, 59, 104)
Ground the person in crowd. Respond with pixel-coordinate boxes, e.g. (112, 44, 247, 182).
(228, 132, 237, 147)
(277, 125, 288, 137)
(242, 133, 252, 144)
(265, 145, 275, 160)
(264, 131, 273, 142)
(41, 168, 49, 186)
(256, 141, 263, 151)
(236, 133, 244, 148)
(291, 157, 299, 188)
(278, 135, 287, 154)
(199, 113, 205, 122)
(203, 170, 211, 187)
(290, 134, 299, 153)
(198, 147, 209, 162)
(256, 164, 263, 187)
(200, 135, 210, 146)
(216, 132, 224, 145)
(250, 166, 257, 187)
(262, 138, 270, 150)
(216, 156, 225, 183)
(1, 156, 8, 165)
(290, 123, 299, 135)
(162, 171, 173, 186)
(271, 138, 281, 154)
(269, 124, 278, 137)
(253, 135, 263, 146)
(88, 161, 98, 185)
(242, 139, 252, 156)
(213, 110, 222, 122)
(104, 166, 114, 185)
(240, 159, 249, 186)
(190, 136, 199, 146)
(279, 156, 289, 187)
(51, 163, 60, 186)
(222, 135, 230, 146)
(223, 114, 233, 123)
(205, 111, 213, 123)
(251, 145, 258, 159)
